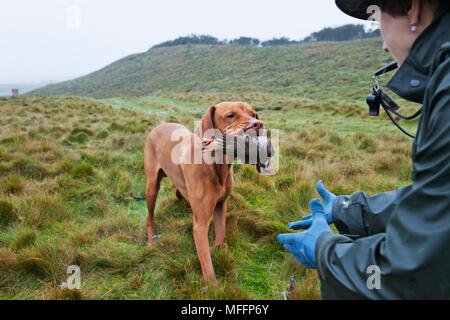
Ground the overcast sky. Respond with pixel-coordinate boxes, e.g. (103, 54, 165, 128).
(0, 0, 363, 84)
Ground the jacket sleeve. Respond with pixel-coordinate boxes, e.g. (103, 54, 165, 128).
(315, 60, 450, 299)
(331, 187, 409, 239)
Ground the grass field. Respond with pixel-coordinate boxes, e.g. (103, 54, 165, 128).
(0, 92, 419, 299)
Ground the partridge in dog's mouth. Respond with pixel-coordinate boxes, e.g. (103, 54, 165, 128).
(213, 133, 275, 175)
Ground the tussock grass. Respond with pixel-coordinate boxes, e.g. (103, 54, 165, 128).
(72, 162, 94, 178)
(0, 95, 414, 299)
(44, 288, 85, 300)
(11, 228, 37, 250)
(0, 200, 15, 225)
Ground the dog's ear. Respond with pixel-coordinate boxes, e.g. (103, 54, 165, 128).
(195, 105, 216, 138)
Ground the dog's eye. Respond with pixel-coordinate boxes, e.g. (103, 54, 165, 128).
(226, 113, 235, 119)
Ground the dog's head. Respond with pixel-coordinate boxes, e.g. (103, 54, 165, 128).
(195, 102, 263, 137)
(195, 102, 274, 175)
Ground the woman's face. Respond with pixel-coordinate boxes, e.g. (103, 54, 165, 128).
(380, 11, 419, 67)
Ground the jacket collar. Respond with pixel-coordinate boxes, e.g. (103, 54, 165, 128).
(387, 3, 450, 104)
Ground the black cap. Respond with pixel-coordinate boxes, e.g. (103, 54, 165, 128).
(335, 0, 379, 20)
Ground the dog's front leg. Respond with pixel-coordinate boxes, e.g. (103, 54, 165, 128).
(213, 201, 227, 248)
(191, 198, 218, 287)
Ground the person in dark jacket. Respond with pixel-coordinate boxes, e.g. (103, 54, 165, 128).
(277, 0, 450, 299)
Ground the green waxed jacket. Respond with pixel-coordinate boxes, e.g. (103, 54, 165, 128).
(316, 4, 450, 299)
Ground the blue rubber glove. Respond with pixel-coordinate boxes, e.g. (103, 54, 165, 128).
(277, 199, 332, 269)
(288, 180, 336, 230)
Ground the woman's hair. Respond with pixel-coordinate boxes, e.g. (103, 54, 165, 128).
(376, 0, 441, 16)
(376, 1, 412, 16)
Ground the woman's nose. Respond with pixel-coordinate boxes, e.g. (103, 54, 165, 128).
(383, 42, 389, 52)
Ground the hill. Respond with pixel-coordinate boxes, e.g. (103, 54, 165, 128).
(29, 38, 394, 103)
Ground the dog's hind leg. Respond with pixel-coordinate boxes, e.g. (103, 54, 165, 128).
(144, 138, 164, 245)
(145, 170, 163, 245)
(213, 201, 227, 248)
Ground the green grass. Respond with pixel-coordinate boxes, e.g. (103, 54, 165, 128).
(0, 94, 416, 300)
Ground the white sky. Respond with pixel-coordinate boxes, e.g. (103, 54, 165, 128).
(0, 0, 362, 83)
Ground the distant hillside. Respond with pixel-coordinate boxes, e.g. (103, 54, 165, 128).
(30, 38, 393, 103)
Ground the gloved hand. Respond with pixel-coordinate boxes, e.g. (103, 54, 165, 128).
(277, 199, 332, 269)
(288, 180, 336, 230)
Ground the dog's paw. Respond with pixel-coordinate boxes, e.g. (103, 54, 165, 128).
(213, 242, 226, 249)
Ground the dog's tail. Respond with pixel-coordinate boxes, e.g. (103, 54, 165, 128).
(130, 193, 146, 202)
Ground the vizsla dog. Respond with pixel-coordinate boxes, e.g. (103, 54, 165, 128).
(144, 102, 272, 286)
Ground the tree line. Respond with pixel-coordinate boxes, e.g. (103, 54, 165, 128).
(152, 24, 381, 49)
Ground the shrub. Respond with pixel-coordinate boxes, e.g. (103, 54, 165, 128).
(0, 248, 16, 272)
(69, 132, 89, 144)
(19, 195, 68, 228)
(358, 137, 377, 152)
(3, 174, 24, 194)
(45, 288, 84, 300)
(329, 134, 343, 146)
(12, 229, 37, 250)
(10, 157, 49, 179)
(211, 246, 235, 278)
(70, 128, 93, 136)
(96, 130, 109, 139)
(275, 175, 296, 191)
(72, 162, 94, 178)
(55, 158, 74, 174)
(108, 122, 124, 132)
(0, 163, 7, 175)
(0, 200, 15, 225)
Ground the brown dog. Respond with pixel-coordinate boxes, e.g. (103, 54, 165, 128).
(144, 102, 271, 286)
